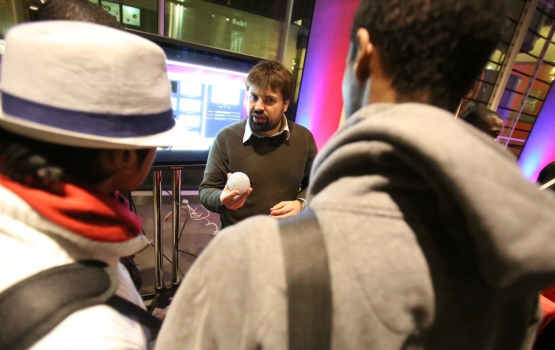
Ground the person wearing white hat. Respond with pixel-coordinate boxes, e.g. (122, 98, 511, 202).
(0, 21, 181, 349)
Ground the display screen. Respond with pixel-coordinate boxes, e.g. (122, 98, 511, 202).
(129, 30, 260, 166)
(167, 60, 248, 150)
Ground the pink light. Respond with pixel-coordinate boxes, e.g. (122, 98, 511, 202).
(296, 0, 359, 150)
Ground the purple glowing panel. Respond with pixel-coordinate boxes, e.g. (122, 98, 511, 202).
(296, 0, 359, 150)
(518, 85, 555, 182)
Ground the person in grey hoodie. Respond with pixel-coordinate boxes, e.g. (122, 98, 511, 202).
(155, 0, 555, 349)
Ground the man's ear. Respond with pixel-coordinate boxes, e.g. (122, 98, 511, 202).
(354, 28, 374, 81)
(101, 149, 136, 173)
(283, 98, 290, 112)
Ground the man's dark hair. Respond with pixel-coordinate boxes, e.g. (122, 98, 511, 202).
(245, 60, 295, 102)
(0, 128, 150, 193)
(350, 0, 506, 112)
(31, 0, 123, 30)
(461, 106, 503, 130)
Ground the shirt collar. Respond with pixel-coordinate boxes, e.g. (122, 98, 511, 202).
(243, 114, 290, 143)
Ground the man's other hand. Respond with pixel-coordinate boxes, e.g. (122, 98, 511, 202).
(269, 200, 302, 219)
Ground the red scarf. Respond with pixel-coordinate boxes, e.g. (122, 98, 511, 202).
(0, 176, 142, 242)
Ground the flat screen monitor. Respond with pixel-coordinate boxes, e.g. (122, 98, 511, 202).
(128, 30, 261, 166)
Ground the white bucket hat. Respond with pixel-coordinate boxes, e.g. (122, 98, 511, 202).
(0, 21, 182, 149)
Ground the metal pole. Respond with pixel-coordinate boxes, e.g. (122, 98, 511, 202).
(171, 168, 182, 288)
(488, 0, 539, 112)
(503, 10, 555, 149)
(0, 0, 26, 37)
(277, 0, 295, 62)
(152, 170, 164, 292)
(158, 0, 165, 36)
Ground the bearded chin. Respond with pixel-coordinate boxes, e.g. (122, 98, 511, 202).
(249, 115, 276, 133)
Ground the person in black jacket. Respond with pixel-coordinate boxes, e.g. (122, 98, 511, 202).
(460, 106, 504, 141)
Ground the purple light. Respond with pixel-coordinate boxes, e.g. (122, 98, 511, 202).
(295, 0, 359, 150)
(519, 85, 555, 182)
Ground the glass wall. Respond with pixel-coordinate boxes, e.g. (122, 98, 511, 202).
(458, 1, 523, 115)
(161, 0, 314, 118)
(500, 0, 555, 157)
(461, 0, 555, 158)
(3, 0, 314, 120)
(75, 0, 315, 119)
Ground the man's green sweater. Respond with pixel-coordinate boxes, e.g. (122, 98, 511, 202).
(199, 118, 317, 228)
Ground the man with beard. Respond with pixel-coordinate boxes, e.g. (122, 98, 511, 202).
(199, 60, 317, 228)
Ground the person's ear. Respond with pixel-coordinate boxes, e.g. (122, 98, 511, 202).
(354, 28, 374, 81)
(283, 98, 290, 112)
(117, 150, 138, 173)
(101, 149, 137, 173)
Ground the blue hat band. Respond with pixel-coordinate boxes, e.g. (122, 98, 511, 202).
(2, 92, 175, 138)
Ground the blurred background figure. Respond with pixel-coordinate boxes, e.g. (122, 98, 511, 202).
(460, 106, 504, 141)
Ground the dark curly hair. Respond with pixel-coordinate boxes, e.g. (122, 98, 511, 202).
(351, 0, 506, 112)
(0, 127, 150, 193)
(4, 0, 141, 193)
(461, 106, 502, 128)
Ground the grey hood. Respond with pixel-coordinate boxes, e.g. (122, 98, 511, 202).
(308, 103, 555, 295)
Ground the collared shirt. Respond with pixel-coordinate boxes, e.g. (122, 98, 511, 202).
(243, 114, 290, 144)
